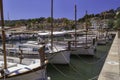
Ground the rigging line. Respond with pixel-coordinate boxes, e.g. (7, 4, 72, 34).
(54, 44, 70, 63)
(61, 51, 88, 78)
(53, 45, 100, 79)
(95, 43, 111, 73)
(58, 51, 89, 79)
(91, 42, 111, 77)
(68, 62, 89, 80)
(49, 40, 111, 79)
(47, 44, 68, 61)
(88, 75, 99, 80)
(50, 63, 77, 80)
(45, 44, 58, 60)
(61, 51, 70, 63)
(74, 51, 107, 65)
(48, 48, 89, 79)
(88, 43, 110, 80)
(46, 51, 59, 61)
(51, 61, 89, 80)
(73, 43, 110, 64)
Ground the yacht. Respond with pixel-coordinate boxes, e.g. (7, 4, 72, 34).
(0, 0, 48, 79)
(16, 41, 70, 64)
(0, 57, 47, 80)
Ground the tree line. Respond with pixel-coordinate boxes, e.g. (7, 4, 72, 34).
(4, 7, 120, 30)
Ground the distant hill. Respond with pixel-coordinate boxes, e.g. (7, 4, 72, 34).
(78, 9, 117, 22)
(4, 7, 120, 30)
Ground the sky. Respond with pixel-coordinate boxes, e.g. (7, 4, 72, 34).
(3, 0, 120, 20)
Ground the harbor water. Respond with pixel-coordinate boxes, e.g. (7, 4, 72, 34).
(0, 38, 113, 80)
(47, 40, 113, 80)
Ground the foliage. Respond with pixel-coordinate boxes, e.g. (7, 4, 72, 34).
(71, 24, 75, 29)
(114, 19, 120, 29)
(4, 7, 120, 30)
(107, 19, 114, 29)
(114, 12, 120, 29)
(46, 17, 52, 23)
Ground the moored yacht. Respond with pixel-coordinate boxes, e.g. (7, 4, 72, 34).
(0, 56, 47, 80)
(19, 41, 70, 64)
(0, 40, 70, 64)
(0, 0, 48, 79)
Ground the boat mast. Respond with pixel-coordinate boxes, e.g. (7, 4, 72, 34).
(7, 12, 10, 25)
(51, 0, 53, 50)
(104, 12, 108, 40)
(0, 0, 7, 69)
(85, 11, 88, 47)
(74, 2, 77, 48)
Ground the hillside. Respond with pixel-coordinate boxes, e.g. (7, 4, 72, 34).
(4, 7, 120, 30)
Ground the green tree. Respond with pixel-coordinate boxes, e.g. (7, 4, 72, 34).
(63, 18, 70, 29)
(108, 19, 114, 29)
(114, 19, 120, 29)
(47, 17, 52, 23)
(71, 24, 75, 29)
(115, 12, 120, 29)
(38, 17, 46, 23)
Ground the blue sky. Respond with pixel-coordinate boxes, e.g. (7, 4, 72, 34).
(3, 0, 120, 20)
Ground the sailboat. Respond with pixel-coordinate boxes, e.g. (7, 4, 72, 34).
(70, 4, 96, 55)
(96, 17, 108, 45)
(0, 0, 48, 80)
(3, 0, 70, 64)
(97, 12, 113, 45)
(2, 39, 70, 64)
(45, 0, 70, 64)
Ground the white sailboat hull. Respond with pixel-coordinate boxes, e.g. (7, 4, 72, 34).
(47, 50, 70, 64)
(71, 47, 95, 55)
(0, 69, 46, 80)
(0, 58, 47, 80)
(97, 39, 107, 45)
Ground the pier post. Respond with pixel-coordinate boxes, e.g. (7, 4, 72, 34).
(92, 38, 96, 46)
(38, 45, 45, 66)
(68, 41, 71, 50)
(18, 49, 24, 64)
(38, 45, 48, 80)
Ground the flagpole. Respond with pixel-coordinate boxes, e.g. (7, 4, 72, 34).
(85, 10, 88, 47)
(0, 0, 7, 69)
